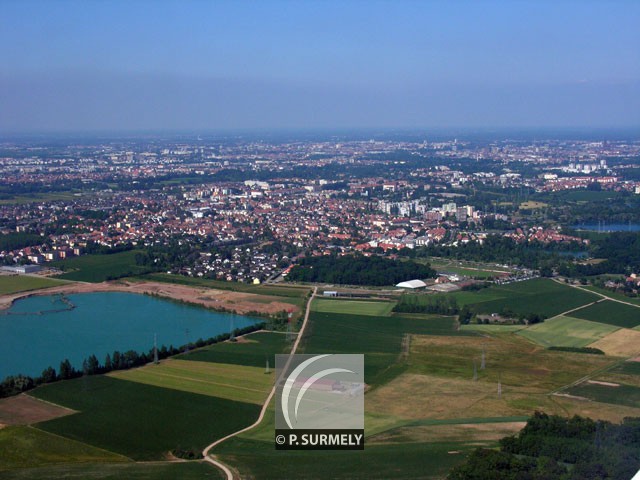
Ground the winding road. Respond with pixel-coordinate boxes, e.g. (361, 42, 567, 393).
(202, 286, 317, 480)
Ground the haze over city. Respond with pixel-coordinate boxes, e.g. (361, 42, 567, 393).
(1, 0, 639, 132)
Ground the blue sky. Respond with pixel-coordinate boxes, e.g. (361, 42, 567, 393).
(1, 0, 638, 131)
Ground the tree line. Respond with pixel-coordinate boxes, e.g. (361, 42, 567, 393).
(286, 254, 436, 286)
(449, 412, 640, 480)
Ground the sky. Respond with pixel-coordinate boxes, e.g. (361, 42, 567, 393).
(1, 0, 639, 132)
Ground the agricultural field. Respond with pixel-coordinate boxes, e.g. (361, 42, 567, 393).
(0, 275, 66, 295)
(516, 315, 619, 348)
(566, 382, 640, 409)
(449, 278, 599, 318)
(300, 311, 465, 385)
(30, 375, 260, 460)
(582, 285, 640, 306)
(570, 300, 640, 328)
(178, 331, 291, 368)
(0, 425, 128, 471)
(108, 359, 272, 404)
(587, 328, 640, 357)
(215, 436, 474, 480)
(366, 333, 618, 422)
(52, 250, 150, 283)
(0, 462, 222, 480)
(311, 298, 395, 316)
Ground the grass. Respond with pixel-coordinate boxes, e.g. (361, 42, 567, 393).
(311, 298, 395, 316)
(215, 437, 473, 480)
(52, 250, 150, 283)
(0, 275, 66, 295)
(30, 375, 261, 461)
(519, 201, 548, 210)
(419, 258, 512, 279)
(0, 462, 222, 479)
(612, 362, 640, 376)
(0, 191, 80, 206)
(461, 324, 526, 333)
(364, 332, 616, 422)
(581, 285, 640, 306)
(140, 273, 310, 298)
(301, 311, 468, 386)
(516, 316, 619, 348)
(570, 300, 640, 328)
(449, 278, 600, 318)
(566, 382, 640, 409)
(0, 426, 129, 470)
(177, 331, 291, 368)
(108, 359, 272, 405)
(404, 334, 613, 393)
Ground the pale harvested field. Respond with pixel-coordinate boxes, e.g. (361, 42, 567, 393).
(0, 280, 298, 316)
(0, 394, 75, 425)
(369, 422, 526, 445)
(108, 359, 272, 404)
(588, 328, 640, 357)
(366, 373, 561, 420)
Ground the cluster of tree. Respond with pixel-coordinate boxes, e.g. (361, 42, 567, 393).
(449, 412, 640, 480)
(0, 232, 43, 251)
(171, 448, 203, 460)
(548, 346, 604, 355)
(82, 241, 135, 256)
(286, 254, 436, 286)
(0, 323, 264, 399)
(413, 235, 583, 272)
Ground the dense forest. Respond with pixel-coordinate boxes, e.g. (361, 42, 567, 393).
(286, 254, 436, 286)
(0, 232, 44, 251)
(449, 412, 640, 480)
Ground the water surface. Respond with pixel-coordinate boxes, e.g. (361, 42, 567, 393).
(0, 292, 259, 379)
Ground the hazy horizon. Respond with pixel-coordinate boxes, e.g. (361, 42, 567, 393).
(1, 1, 638, 132)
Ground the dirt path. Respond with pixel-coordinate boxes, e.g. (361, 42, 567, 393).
(202, 287, 317, 480)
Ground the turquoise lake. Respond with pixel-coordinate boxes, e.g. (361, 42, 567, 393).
(0, 292, 260, 379)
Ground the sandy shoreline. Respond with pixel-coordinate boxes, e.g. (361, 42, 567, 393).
(0, 280, 299, 317)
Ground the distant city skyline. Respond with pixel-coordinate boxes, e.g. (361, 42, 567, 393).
(1, 0, 638, 132)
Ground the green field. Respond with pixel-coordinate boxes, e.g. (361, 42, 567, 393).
(0, 275, 66, 295)
(216, 437, 473, 480)
(582, 285, 640, 306)
(0, 462, 222, 479)
(178, 331, 291, 368)
(516, 316, 619, 348)
(449, 278, 599, 318)
(567, 382, 640, 408)
(311, 298, 395, 316)
(301, 311, 466, 385)
(420, 258, 512, 279)
(403, 333, 613, 392)
(52, 250, 150, 282)
(0, 191, 80, 206)
(570, 300, 640, 328)
(0, 426, 128, 470)
(613, 362, 640, 376)
(30, 375, 260, 460)
(109, 359, 272, 404)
